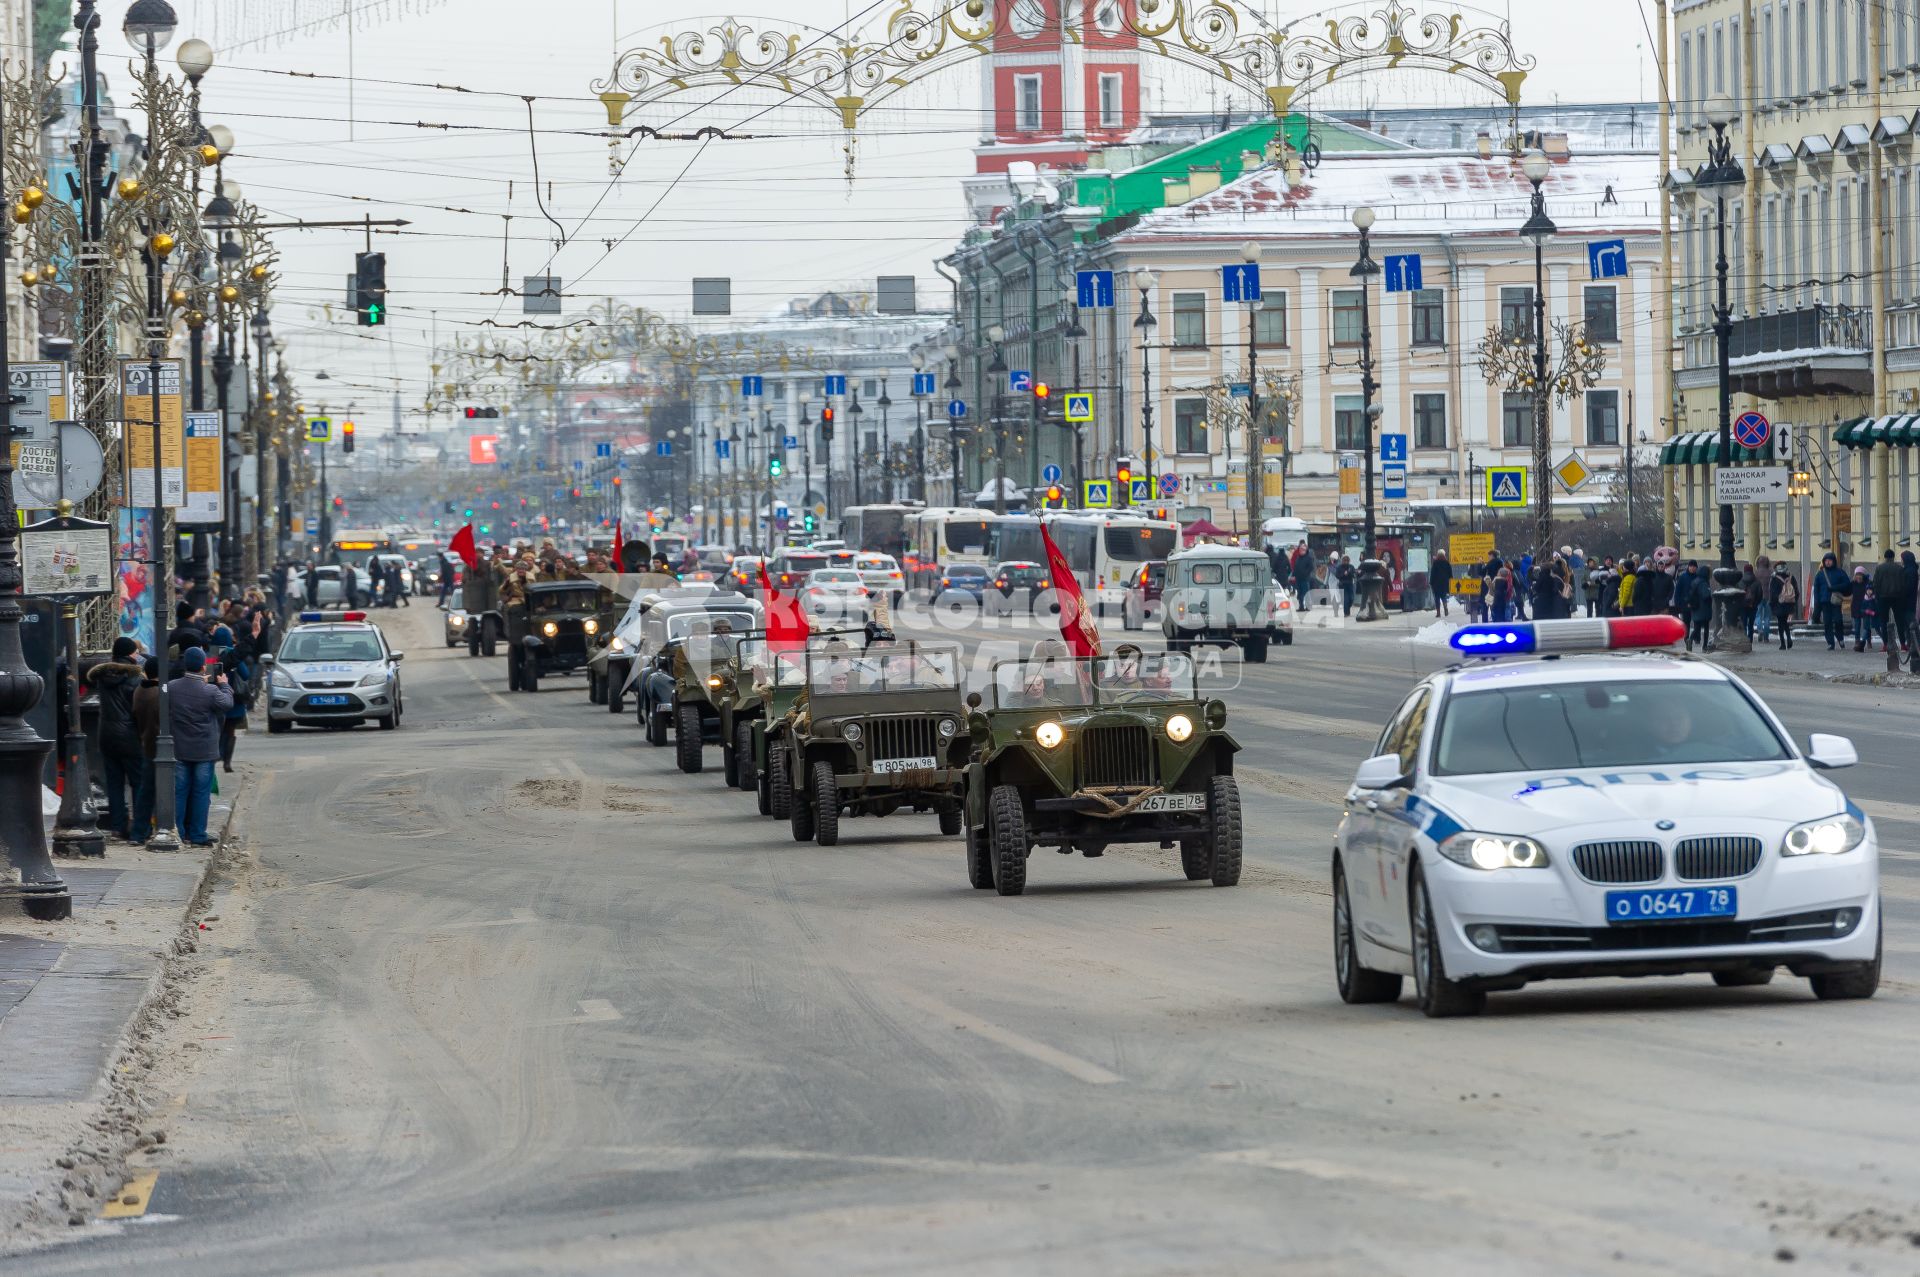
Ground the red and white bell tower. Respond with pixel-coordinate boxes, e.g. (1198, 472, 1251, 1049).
(974, 0, 1144, 176)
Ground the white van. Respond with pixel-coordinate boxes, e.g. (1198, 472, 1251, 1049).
(1161, 545, 1293, 662)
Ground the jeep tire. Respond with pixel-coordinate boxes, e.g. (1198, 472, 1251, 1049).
(812, 761, 841, 847)
(989, 784, 1028, 896)
(1205, 775, 1242, 887)
(675, 703, 703, 773)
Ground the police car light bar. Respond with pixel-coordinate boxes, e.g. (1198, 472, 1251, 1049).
(1449, 615, 1687, 656)
(298, 611, 324, 622)
(341, 611, 368, 622)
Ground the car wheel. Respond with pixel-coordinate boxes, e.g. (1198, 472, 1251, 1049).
(645, 702, 667, 747)
(722, 741, 739, 788)
(1809, 918, 1881, 1000)
(965, 816, 995, 889)
(467, 632, 479, 658)
(1334, 857, 1403, 1004)
(1410, 866, 1486, 1017)
(989, 783, 1028, 897)
(1206, 776, 1242, 887)
(675, 703, 704, 773)
(1278, 629, 1294, 646)
(268, 718, 291, 735)
(379, 711, 398, 731)
(1179, 840, 1210, 881)
(735, 720, 757, 792)
(587, 672, 603, 704)
(756, 750, 773, 816)
(937, 804, 963, 837)
(446, 636, 458, 649)
(481, 621, 497, 658)
(813, 761, 840, 847)
(523, 660, 539, 694)
(787, 754, 815, 842)
(1712, 969, 1775, 987)
(1243, 636, 1270, 664)
(768, 743, 791, 820)
(607, 665, 625, 714)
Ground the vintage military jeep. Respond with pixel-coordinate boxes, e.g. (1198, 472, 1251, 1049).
(963, 649, 1242, 896)
(507, 579, 607, 692)
(778, 640, 969, 847)
(709, 631, 782, 791)
(634, 598, 764, 770)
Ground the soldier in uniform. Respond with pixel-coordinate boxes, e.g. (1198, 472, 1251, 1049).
(500, 563, 534, 686)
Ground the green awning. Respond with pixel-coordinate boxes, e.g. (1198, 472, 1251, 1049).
(1893, 415, 1920, 445)
(1834, 415, 1872, 447)
(1659, 433, 1688, 465)
(1691, 433, 1717, 464)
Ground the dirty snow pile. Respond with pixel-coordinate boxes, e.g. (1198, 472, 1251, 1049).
(1408, 618, 1465, 647)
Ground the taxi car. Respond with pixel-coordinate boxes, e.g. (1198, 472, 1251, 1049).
(263, 611, 404, 733)
(1332, 616, 1881, 1016)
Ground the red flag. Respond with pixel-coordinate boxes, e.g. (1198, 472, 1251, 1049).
(1041, 523, 1101, 659)
(760, 562, 810, 650)
(610, 519, 624, 566)
(448, 523, 479, 571)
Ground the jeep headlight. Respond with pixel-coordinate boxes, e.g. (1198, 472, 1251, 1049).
(937, 717, 959, 739)
(1165, 713, 1194, 743)
(1034, 720, 1065, 750)
(1438, 832, 1549, 870)
(1782, 814, 1866, 857)
(609, 635, 625, 653)
(583, 618, 599, 635)
(449, 613, 465, 628)
(843, 721, 863, 743)
(542, 621, 559, 637)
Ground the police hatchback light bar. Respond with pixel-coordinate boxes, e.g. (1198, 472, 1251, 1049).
(1448, 616, 1686, 656)
(298, 611, 369, 623)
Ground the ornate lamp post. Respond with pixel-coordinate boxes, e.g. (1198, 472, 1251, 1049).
(987, 325, 1008, 514)
(909, 351, 930, 503)
(943, 344, 966, 505)
(1133, 269, 1158, 509)
(1063, 301, 1087, 505)
(848, 386, 865, 507)
(875, 379, 892, 503)
(1517, 148, 1559, 556)
(1239, 240, 1267, 540)
(1697, 95, 1750, 652)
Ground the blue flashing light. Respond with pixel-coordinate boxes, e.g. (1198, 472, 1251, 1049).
(298, 611, 325, 622)
(1450, 624, 1537, 654)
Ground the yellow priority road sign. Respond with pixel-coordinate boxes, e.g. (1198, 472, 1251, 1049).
(1553, 451, 1591, 493)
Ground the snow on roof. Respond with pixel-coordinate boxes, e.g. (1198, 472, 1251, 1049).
(1116, 151, 1659, 243)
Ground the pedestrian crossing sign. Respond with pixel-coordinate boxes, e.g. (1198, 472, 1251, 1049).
(1065, 393, 1093, 422)
(1130, 478, 1151, 503)
(306, 416, 332, 443)
(1486, 465, 1528, 507)
(1083, 478, 1113, 508)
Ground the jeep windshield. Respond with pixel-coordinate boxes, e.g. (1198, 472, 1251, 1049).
(807, 643, 962, 695)
(530, 586, 601, 615)
(665, 610, 757, 642)
(991, 653, 1203, 708)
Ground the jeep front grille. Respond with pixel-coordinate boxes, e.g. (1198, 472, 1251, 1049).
(1571, 840, 1663, 885)
(1674, 836, 1763, 881)
(1077, 725, 1156, 789)
(868, 716, 938, 763)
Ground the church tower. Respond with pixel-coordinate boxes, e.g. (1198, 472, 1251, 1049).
(974, 0, 1144, 176)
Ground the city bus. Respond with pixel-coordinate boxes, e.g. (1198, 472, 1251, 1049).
(839, 503, 914, 559)
(1042, 511, 1179, 614)
(904, 506, 993, 591)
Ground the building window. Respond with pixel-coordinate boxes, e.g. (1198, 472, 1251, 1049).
(1583, 285, 1619, 342)
(772, 382, 787, 401)
(1413, 393, 1447, 449)
(863, 378, 879, 397)
(1098, 73, 1123, 128)
(1331, 289, 1365, 345)
(1254, 295, 1288, 346)
(1173, 396, 1209, 453)
(1499, 286, 1534, 339)
(1172, 292, 1207, 348)
(1015, 74, 1042, 132)
(1410, 288, 1445, 345)
(1501, 392, 1533, 447)
(1334, 394, 1367, 451)
(1585, 390, 1621, 445)
(1679, 33, 1694, 119)
(1762, 6, 1774, 99)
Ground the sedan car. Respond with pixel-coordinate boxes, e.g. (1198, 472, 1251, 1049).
(1120, 560, 1167, 631)
(265, 612, 404, 732)
(443, 607, 470, 648)
(800, 568, 870, 625)
(853, 553, 905, 608)
(1333, 616, 1880, 1016)
(289, 565, 346, 608)
(985, 560, 1050, 616)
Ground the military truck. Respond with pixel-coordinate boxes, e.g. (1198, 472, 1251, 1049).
(962, 647, 1242, 896)
(777, 639, 970, 848)
(507, 579, 606, 692)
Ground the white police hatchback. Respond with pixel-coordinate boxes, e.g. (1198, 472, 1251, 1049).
(265, 611, 405, 733)
(1333, 616, 1880, 1016)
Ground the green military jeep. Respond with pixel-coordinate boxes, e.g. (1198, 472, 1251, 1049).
(963, 648, 1242, 896)
(709, 630, 774, 789)
(777, 639, 970, 847)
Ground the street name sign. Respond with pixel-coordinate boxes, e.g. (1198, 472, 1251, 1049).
(1714, 466, 1790, 504)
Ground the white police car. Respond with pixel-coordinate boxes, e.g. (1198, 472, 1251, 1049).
(265, 611, 405, 733)
(1333, 616, 1880, 1016)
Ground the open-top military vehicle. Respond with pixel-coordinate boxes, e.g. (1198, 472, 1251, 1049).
(710, 631, 782, 791)
(963, 648, 1242, 896)
(506, 580, 607, 692)
(775, 638, 970, 847)
(634, 597, 764, 770)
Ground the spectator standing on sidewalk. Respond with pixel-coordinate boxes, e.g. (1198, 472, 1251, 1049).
(1741, 563, 1764, 642)
(208, 625, 251, 774)
(130, 658, 161, 842)
(167, 648, 233, 847)
(1430, 551, 1452, 617)
(91, 636, 145, 843)
(1871, 549, 1912, 672)
(1752, 556, 1775, 643)
(1850, 567, 1876, 651)
(1770, 564, 1799, 649)
(1813, 553, 1851, 650)
(1334, 555, 1356, 616)
(1291, 543, 1317, 614)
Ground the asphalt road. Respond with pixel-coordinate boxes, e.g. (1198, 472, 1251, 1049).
(12, 601, 1919, 1276)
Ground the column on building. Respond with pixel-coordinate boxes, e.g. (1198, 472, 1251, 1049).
(1458, 265, 1490, 451)
(1294, 266, 1323, 507)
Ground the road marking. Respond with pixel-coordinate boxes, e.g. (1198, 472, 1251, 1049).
(454, 652, 518, 715)
(887, 985, 1122, 1086)
(544, 998, 623, 1026)
(438, 908, 538, 929)
(100, 1170, 158, 1219)
(1858, 797, 1920, 826)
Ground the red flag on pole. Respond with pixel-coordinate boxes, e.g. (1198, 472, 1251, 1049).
(760, 562, 810, 650)
(610, 519, 624, 567)
(448, 523, 479, 571)
(1041, 523, 1101, 659)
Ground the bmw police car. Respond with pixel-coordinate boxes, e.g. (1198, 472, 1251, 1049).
(265, 611, 405, 733)
(1333, 616, 1880, 1016)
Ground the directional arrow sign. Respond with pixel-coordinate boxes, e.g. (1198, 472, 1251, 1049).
(1714, 465, 1791, 504)
(1383, 254, 1423, 293)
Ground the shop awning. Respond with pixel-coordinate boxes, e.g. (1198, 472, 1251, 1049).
(1659, 428, 1779, 464)
(1833, 415, 1874, 447)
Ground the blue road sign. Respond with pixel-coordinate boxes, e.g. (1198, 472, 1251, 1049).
(824, 374, 848, 397)
(1733, 410, 1772, 450)
(1383, 464, 1407, 500)
(1486, 466, 1528, 507)
(1380, 433, 1408, 464)
(947, 399, 967, 420)
(572, 459, 583, 470)
(912, 372, 936, 396)
(1010, 370, 1032, 393)
(535, 460, 545, 471)
(783, 434, 799, 449)
(1129, 478, 1152, 503)
(1159, 473, 1180, 497)
(741, 375, 764, 397)
(655, 440, 673, 457)
(617, 458, 628, 469)
(1042, 464, 1062, 484)
(1064, 393, 1092, 422)
(1083, 479, 1113, 508)
(1383, 254, 1424, 293)
(595, 441, 612, 457)
(1229, 383, 1252, 398)
(1589, 238, 1628, 279)
(1221, 262, 1262, 303)
(305, 416, 331, 443)
(714, 439, 732, 459)
(1076, 269, 1115, 309)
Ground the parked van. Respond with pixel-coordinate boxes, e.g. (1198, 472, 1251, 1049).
(1161, 545, 1293, 662)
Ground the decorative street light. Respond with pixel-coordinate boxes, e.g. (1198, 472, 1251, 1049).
(909, 352, 930, 503)
(987, 324, 1008, 514)
(1063, 292, 1087, 506)
(875, 379, 892, 503)
(1349, 206, 1381, 561)
(1697, 94, 1751, 652)
(943, 342, 966, 505)
(1133, 268, 1158, 510)
(848, 385, 865, 507)
(1518, 147, 1558, 557)
(1239, 240, 1267, 541)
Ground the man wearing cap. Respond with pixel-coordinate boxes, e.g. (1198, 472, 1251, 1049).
(167, 647, 234, 847)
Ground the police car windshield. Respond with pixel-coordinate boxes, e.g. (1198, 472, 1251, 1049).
(279, 631, 382, 663)
(1432, 678, 1791, 775)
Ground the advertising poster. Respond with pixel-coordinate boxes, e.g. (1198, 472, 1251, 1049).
(121, 358, 185, 507)
(115, 509, 155, 653)
(178, 411, 224, 525)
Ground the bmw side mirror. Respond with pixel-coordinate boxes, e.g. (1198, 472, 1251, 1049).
(1806, 733, 1857, 770)
(1354, 753, 1412, 790)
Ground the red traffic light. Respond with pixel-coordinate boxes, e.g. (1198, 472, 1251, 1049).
(821, 407, 835, 423)
(1046, 484, 1063, 505)
(1034, 382, 1051, 399)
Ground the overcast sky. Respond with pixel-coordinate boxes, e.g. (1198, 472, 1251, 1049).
(154, 0, 1661, 433)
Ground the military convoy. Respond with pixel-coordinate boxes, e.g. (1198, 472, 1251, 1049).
(505, 580, 608, 692)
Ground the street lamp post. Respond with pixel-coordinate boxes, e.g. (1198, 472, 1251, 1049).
(1519, 148, 1558, 558)
(1133, 270, 1159, 509)
(251, 307, 272, 577)
(1240, 241, 1265, 543)
(876, 380, 892, 504)
(1350, 206, 1390, 620)
(909, 352, 929, 504)
(849, 387, 866, 507)
(1698, 95, 1750, 652)
(944, 346, 965, 505)
(799, 404, 813, 527)
(1064, 299, 1087, 506)
(987, 325, 1008, 514)
(179, 37, 213, 611)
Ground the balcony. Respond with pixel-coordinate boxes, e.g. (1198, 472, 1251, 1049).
(1727, 304, 1871, 398)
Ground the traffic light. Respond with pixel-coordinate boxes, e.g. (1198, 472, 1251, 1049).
(1045, 484, 1063, 507)
(342, 420, 356, 453)
(819, 406, 835, 440)
(1033, 382, 1051, 403)
(804, 513, 817, 532)
(463, 406, 501, 419)
(353, 251, 387, 326)
(769, 454, 784, 478)
(463, 507, 474, 518)
(1115, 456, 1135, 508)
(332, 495, 344, 509)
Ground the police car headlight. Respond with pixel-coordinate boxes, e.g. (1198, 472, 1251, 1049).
(1165, 713, 1194, 743)
(271, 667, 298, 690)
(542, 621, 559, 637)
(1439, 832, 1549, 870)
(1782, 815, 1865, 857)
(609, 635, 625, 653)
(1034, 720, 1066, 750)
(937, 717, 959, 739)
(843, 721, 863, 744)
(357, 670, 387, 687)
(583, 618, 599, 635)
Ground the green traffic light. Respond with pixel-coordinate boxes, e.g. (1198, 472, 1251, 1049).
(364, 301, 384, 326)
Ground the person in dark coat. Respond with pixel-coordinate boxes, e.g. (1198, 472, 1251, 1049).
(1812, 553, 1851, 650)
(1334, 555, 1356, 616)
(208, 625, 250, 774)
(1291, 544, 1317, 613)
(91, 636, 145, 841)
(1871, 549, 1911, 671)
(304, 558, 321, 608)
(130, 657, 161, 843)
(1430, 551, 1452, 617)
(1645, 562, 1675, 615)
(1686, 564, 1714, 650)
(1770, 564, 1799, 649)
(1672, 562, 1699, 623)
(168, 647, 233, 847)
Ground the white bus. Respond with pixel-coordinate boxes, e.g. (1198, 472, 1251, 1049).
(904, 506, 994, 591)
(839, 503, 914, 560)
(1042, 511, 1179, 614)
